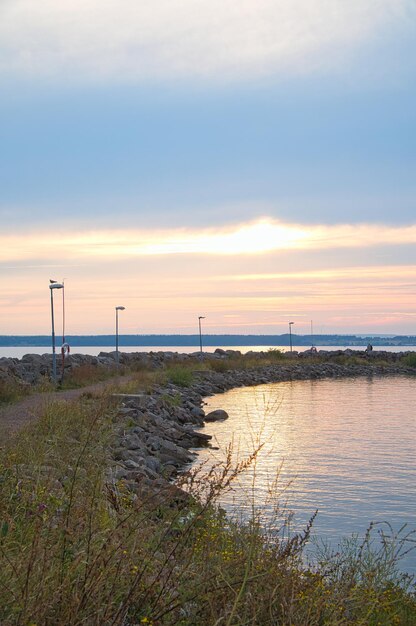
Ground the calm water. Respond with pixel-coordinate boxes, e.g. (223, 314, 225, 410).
(198, 376, 416, 574)
(0, 345, 414, 358)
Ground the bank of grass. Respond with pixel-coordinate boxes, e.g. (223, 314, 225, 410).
(164, 364, 194, 387)
(402, 353, 416, 368)
(0, 363, 154, 406)
(3, 349, 415, 407)
(0, 389, 415, 625)
(0, 375, 55, 406)
(60, 362, 122, 388)
(0, 379, 30, 405)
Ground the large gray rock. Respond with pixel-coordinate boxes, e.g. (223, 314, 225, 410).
(205, 409, 229, 422)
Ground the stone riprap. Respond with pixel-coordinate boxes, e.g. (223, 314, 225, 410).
(0, 348, 413, 387)
(0, 350, 205, 386)
(109, 357, 415, 501)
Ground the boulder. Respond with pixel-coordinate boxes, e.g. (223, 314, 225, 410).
(214, 348, 226, 355)
(205, 409, 229, 422)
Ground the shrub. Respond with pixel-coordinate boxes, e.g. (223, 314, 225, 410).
(165, 365, 194, 387)
(402, 353, 416, 368)
(0, 378, 30, 405)
(267, 348, 285, 360)
(62, 363, 118, 388)
(161, 392, 182, 407)
(209, 359, 229, 373)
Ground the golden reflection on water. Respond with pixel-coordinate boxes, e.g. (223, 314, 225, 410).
(196, 376, 416, 572)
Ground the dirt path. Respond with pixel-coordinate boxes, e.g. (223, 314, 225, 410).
(0, 376, 135, 435)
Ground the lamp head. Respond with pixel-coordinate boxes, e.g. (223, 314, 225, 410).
(289, 321, 294, 326)
(115, 306, 126, 311)
(198, 316, 205, 320)
(49, 283, 64, 290)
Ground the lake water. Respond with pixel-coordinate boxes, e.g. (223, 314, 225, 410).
(198, 375, 416, 574)
(0, 345, 414, 359)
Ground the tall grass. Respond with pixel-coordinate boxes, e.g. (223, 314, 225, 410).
(0, 388, 415, 624)
(2, 349, 413, 408)
(165, 365, 194, 387)
(0, 375, 55, 406)
(0, 379, 29, 405)
(402, 353, 416, 368)
(61, 363, 120, 388)
(0, 363, 159, 407)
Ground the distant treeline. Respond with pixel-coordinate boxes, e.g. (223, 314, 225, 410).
(0, 334, 415, 347)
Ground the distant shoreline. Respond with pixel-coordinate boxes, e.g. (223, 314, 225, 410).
(1, 333, 415, 347)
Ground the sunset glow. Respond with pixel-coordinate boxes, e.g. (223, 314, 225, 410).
(1, 222, 414, 335)
(1, 220, 416, 262)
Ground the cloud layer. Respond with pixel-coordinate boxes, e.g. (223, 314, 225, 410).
(0, 0, 410, 81)
(1, 219, 416, 262)
(1, 218, 414, 334)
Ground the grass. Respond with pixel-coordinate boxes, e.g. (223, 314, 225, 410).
(160, 392, 182, 407)
(402, 353, 416, 368)
(2, 350, 414, 408)
(60, 362, 121, 388)
(0, 375, 54, 406)
(0, 363, 159, 407)
(266, 347, 285, 360)
(0, 387, 415, 625)
(0, 379, 30, 405)
(165, 365, 194, 387)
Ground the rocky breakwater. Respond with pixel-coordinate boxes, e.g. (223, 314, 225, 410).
(0, 350, 203, 386)
(0, 352, 118, 386)
(109, 384, 217, 506)
(1, 347, 413, 388)
(109, 358, 416, 502)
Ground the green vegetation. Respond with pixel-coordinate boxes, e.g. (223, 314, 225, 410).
(2, 350, 415, 408)
(0, 364, 152, 406)
(208, 358, 230, 373)
(0, 387, 415, 625)
(0, 376, 54, 406)
(160, 392, 182, 407)
(402, 353, 416, 368)
(0, 379, 29, 405)
(165, 364, 194, 387)
(60, 363, 121, 388)
(266, 347, 285, 359)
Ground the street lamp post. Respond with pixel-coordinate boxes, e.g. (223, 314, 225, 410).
(198, 316, 205, 359)
(289, 321, 294, 353)
(115, 306, 126, 365)
(49, 281, 64, 384)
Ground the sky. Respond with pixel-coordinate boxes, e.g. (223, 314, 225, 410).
(0, 0, 415, 336)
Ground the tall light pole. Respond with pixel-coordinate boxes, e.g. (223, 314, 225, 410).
(198, 316, 205, 360)
(49, 281, 64, 384)
(60, 279, 68, 384)
(115, 306, 126, 365)
(289, 321, 294, 353)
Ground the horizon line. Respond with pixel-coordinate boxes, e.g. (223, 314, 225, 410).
(1, 333, 414, 339)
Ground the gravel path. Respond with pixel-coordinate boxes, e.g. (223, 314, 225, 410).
(0, 376, 133, 436)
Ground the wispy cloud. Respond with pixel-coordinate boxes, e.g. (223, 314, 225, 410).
(1, 219, 415, 262)
(222, 265, 416, 282)
(0, 0, 409, 81)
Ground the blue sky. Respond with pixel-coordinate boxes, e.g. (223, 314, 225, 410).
(0, 1, 415, 335)
(1, 73, 415, 230)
